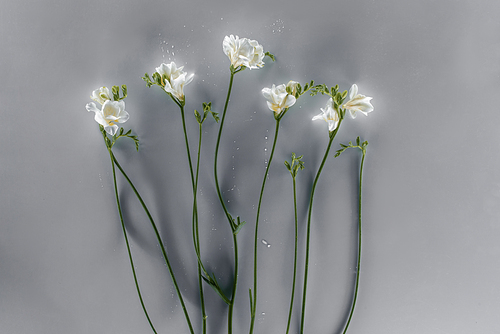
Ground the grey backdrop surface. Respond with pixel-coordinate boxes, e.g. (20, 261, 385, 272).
(1, 0, 500, 333)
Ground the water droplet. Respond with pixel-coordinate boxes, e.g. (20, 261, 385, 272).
(261, 312, 266, 316)
(264, 136, 268, 140)
(261, 239, 271, 248)
(264, 148, 268, 152)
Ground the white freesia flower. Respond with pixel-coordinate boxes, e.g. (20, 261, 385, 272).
(286, 80, 300, 97)
(312, 98, 339, 132)
(262, 84, 297, 116)
(342, 84, 373, 119)
(223, 35, 265, 69)
(90, 87, 112, 105)
(155, 62, 194, 101)
(86, 100, 129, 135)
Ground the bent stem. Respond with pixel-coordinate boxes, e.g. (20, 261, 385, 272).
(110, 151, 195, 334)
(342, 146, 366, 334)
(285, 172, 299, 334)
(249, 119, 281, 334)
(179, 102, 207, 334)
(107, 148, 157, 334)
(171, 98, 206, 332)
(299, 123, 342, 334)
(193, 122, 207, 334)
(213, 70, 238, 334)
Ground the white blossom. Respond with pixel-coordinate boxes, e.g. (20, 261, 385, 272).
(155, 62, 194, 101)
(286, 80, 300, 97)
(90, 87, 112, 105)
(223, 35, 265, 69)
(86, 100, 129, 135)
(342, 84, 373, 118)
(312, 98, 339, 132)
(262, 84, 296, 116)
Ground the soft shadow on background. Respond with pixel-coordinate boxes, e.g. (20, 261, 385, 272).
(2, 0, 500, 333)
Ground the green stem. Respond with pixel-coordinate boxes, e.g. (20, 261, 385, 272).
(214, 71, 235, 223)
(179, 104, 196, 189)
(179, 102, 206, 333)
(285, 175, 299, 334)
(107, 147, 157, 334)
(193, 123, 207, 334)
(249, 119, 281, 334)
(213, 70, 238, 334)
(111, 152, 195, 334)
(300, 123, 342, 334)
(228, 232, 239, 334)
(342, 149, 366, 334)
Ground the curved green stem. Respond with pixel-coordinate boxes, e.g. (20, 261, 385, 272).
(179, 102, 206, 333)
(111, 152, 195, 334)
(228, 232, 239, 334)
(342, 149, 366, 334)
(249, 119, 281, 334)
(214, 71, 235, 223)
(300, 123, 342, 334)
(193, 123, 207, 334)
(213, 70, 238, 334)
(285, 175, 299, 334)
(107, 147, 157, 334)
(179, 104, 195, 189)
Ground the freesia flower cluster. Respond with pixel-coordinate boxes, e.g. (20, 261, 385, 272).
(86, 34, 374, 334)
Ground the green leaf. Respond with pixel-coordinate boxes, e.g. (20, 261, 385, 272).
(142, 73, 154, 87)
(233, 219, 247, 235)
(111, 86, 120, 101)
(284, 160, 291, 171)
(202, 274, 231, 305)
(152, 72, 162, 86)
(120, 85, 128, 100)
(111, 128, 140, 151)
(265, 51, 276, 62)
(194, 109, 202, 124)
(210, 111, 220, 123)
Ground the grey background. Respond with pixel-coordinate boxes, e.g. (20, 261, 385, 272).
(1, 0, 499, 333)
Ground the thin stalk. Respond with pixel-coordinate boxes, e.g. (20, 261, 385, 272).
(111, 152, 195, 334)
(300, 124, 342, 334)
(213, 70, 238, 334)
(227, 232, 239, 334)
(285, 175, 299, 334)
(193, 123, 207, 334)
(249, 119, 281, 334)
(107, 148, 157, 334)
(179, 104, 195, 188)
(179, 102, 206, 333)
(214, 71, 235, 223)
(341, 149, 366, 334)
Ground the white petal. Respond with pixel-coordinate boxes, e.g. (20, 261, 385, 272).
(105, 124, 119, 135)
(261, 88, 272, 100)
(283, 95, 296, 109)
(349, 84, 358, 100)
(184, 73, 194, 86)
(86, 102, 100, 114)
(118, 110, 129, 123)
(312, 113, 325, 121)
